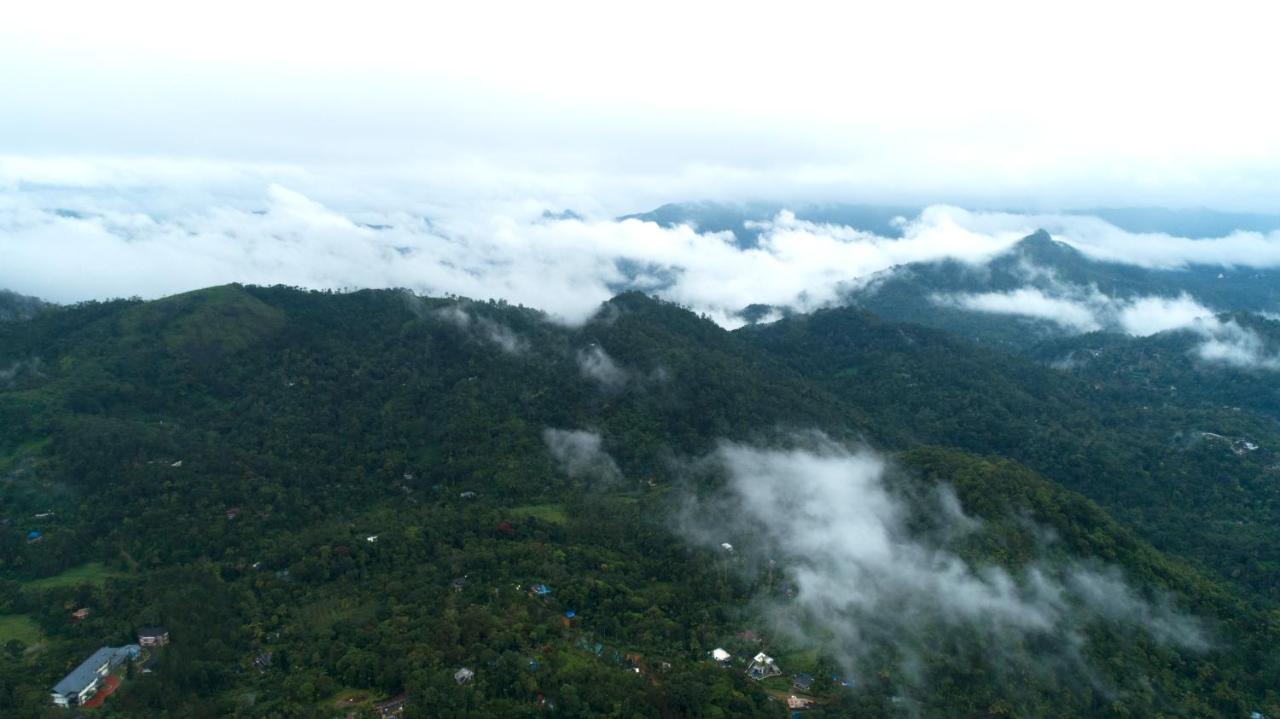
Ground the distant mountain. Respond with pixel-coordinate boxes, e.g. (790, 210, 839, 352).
(1078, 206, 1280, 239)
(841, 231, 1280, 351)
(621, 201, 1280, 244)
(0, 289, 52, 322)
(620, 201, 919, 246)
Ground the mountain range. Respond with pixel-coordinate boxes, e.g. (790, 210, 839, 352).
(1, 215, 1279, 717)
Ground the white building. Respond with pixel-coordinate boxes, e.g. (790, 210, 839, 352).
(50, 645, 138, 707)
(746, 652, 781, 680)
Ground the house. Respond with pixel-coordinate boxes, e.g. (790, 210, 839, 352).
(792, 673, 814, 691)
(530, 583, 551, 597)
(225, 507, 241, 520)
(137, 627, 169, 647)
(26, 530, 42, 542)
(746, 652, 781, 680)
(50, 645, 139, 707)
(366, 535, 379, 543)
(720, 542, 734, 552)
(786, 695, 814, 710)
(459, 491, 477, 500)
(711, 648, 731, 663)
(451, 577, 467, 593)
(454, 667, 475, 685)
(254, 650, 273, 672)
(71, 607, 92, 622)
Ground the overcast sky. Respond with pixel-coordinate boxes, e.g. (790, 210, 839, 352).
(5, 1, 1280, 211)
(3, 1, 1280, 313)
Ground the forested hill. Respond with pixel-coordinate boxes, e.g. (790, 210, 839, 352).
(0, 285, 1277, 718)
(736, 306, 1280, 603)
(838, 231, 1280, 351)
(0, 290, 51, 323)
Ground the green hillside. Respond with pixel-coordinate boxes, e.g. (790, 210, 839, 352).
(0, 286, 1276, 717)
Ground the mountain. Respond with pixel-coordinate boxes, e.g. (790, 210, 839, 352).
(736, 306, 1280, 603)
(0, 286, 1277, 717)
(620, 201, 919, 246)
(622, 201, 1280, 244)
(840, 231, 1280, 351)
(0, 290, 52, 323)
(1080, 206, 1280, 239)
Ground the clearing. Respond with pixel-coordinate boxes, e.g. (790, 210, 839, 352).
(510, 503, 569, 525)
(25, 562, 123, 590)
(0, 614, 43, 644)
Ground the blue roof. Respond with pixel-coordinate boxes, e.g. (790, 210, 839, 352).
(27, 531, 40, 539)
(564, 610, 576, 618)
(532, 584, 551, 595)
(52, 647, 114, 695)
(51, 645, 140, 696)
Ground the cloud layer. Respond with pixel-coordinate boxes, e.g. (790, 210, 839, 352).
(6, 167, 1280, 329)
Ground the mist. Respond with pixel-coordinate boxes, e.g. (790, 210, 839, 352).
(675, 436, 1205, 692)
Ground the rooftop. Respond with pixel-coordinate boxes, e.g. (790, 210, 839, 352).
(52, 646, 138, 696)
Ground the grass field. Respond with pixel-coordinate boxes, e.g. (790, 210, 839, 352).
(25, 562, 122, 590)
(509, 503, 569, 525)
(0, 614, 43, 644)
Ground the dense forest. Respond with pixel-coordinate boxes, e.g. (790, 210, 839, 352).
(1, 285, 1277, 717)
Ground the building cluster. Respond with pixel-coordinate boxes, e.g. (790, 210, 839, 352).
(49, 627, 168, 708)
(50, 645, 139, 707)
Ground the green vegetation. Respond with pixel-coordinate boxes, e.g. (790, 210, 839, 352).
(0, 285, 1275, 717)
(508, 503, 569, 525)
(23, 562, 121, 590)
(0, 614, 42, 645)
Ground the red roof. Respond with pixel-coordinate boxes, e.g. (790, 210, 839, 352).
(80, 675, 121, 709)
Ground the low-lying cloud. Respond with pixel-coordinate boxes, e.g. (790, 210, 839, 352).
(939, 287, 1104, 333)
(432, 303, 526, 354)
(542, 428, 622, 485)
(937, 280, 1280, 370)
(576, 345, 628, 391)
(677, 437, 1205, 690)
(5, 164, 1280, 328)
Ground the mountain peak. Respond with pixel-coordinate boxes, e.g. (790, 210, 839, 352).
(1005, 229, 1084, 266)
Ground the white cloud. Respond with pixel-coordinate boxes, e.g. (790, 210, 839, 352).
(577, 346, 628, 391)
(934, 282, 1280, 369)
(934, 287, 1102, 332)
(3, 169, 1280, 334)
(1115, 293, 1215, 336)
(922, 208, 1280, 270)
(542, 428, 622, 485)
(431, 303, 526, 354)
(677, 437, 1204, 684)
(1193, 321, 1280, 370)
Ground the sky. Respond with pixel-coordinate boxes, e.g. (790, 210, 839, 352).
(3, 1, 1280, 314)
